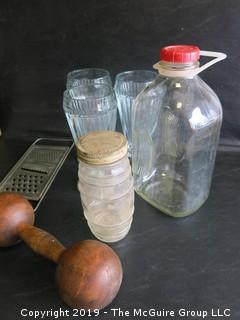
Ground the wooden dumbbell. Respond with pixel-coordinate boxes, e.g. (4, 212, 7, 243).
(0, 192, 123, 310)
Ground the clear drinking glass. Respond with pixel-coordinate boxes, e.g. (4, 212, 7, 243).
(66, 68, 112, 89)
(114, 70, 157, 157)
(63, 84, 117, 143)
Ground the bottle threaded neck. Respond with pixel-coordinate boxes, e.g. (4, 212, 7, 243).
(159, 61, 199, 71)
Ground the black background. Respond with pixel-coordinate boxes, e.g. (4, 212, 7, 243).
(1, 1, 240, 319)
(0, 0, 239, 142)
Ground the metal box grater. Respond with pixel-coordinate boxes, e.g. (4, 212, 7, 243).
(0, 138, 74, 210)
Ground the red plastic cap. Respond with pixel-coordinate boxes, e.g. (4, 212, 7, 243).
(160, 45, 200, 63)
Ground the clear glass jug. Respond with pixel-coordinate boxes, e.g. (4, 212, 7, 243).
(132, 45, 226, 217)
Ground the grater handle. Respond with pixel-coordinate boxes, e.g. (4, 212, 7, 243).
(17, 223, 66, 263)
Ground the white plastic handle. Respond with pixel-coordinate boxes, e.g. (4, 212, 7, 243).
(153, 50, 227, 78)
(197, 51, 227, 75)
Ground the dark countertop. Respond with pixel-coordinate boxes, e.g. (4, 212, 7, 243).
(0, 137, 240, 320)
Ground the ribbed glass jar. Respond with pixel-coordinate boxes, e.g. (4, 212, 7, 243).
(77, 131, 134, 242)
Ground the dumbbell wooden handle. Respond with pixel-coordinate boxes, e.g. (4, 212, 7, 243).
(17, 223, 65, 263)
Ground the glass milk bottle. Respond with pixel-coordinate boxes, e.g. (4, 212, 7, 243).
(77, 131, 134, 242)
(132, 45, 226, 217)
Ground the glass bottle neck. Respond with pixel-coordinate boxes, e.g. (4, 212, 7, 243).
(160, 61, 199, 72)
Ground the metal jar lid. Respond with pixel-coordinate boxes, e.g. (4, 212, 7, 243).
(76, 131, 128, 165)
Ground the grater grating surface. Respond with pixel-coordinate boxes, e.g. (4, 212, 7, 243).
(0, 138, 73, 209)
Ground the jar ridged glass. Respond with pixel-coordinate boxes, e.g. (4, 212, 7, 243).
(77, 131, 134, 242)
